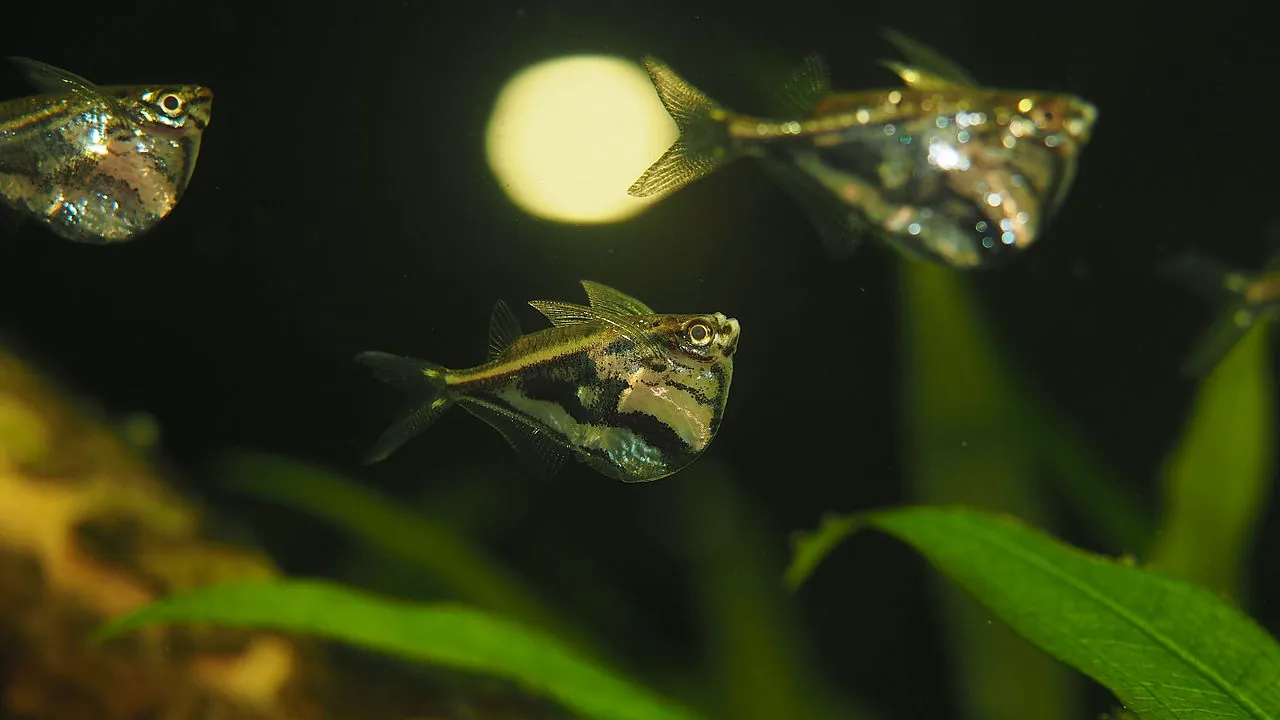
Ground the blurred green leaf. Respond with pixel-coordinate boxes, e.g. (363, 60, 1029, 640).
(96, 579, 702, 720)
(217, 452, 565, 637)
(788, 505, 1280, 720)
(1149, 318, 1275, 599)
(899, 260, 1078, 720)
(678, 461, 869, 720)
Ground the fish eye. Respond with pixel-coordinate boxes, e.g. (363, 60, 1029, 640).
(687, 321, 713, 346)
(1043, 111, 1055, 121)
(159, 93, 184, 116)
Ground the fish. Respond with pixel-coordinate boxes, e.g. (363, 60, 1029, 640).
(0, 57, 213, 244)
(628, 29, 1098, 269)
(356, 281, 740, 483)
(1163, 245, 1280, 378)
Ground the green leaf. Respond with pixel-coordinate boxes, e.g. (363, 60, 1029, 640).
(96, 579, 701, 720)
(217, 452, 564, 635)
(899, 260, 1079, 720)
(789, 506, 1280, 720)
(1149, 318, 1275, 599)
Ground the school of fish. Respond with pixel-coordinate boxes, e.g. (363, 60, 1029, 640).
(21, 30, 1256, 486)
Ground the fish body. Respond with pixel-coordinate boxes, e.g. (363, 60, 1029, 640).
(357, 281, 740, 483)
(629, 29, 1097, 269)
(0, 57, 213, 244)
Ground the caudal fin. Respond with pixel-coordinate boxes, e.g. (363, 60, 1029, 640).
(355, 351, 454, 464)
(627, 56, 737, 198)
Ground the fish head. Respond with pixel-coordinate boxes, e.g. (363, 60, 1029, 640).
(649, 312, 740, 365)
(107, 84, 215, 134)
(999, 92, 1098, 152)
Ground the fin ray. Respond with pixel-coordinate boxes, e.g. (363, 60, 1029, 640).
(758, 155, 866, 258)
(628, 56, 737, 198)
(529, 298, 670, 364)
(9, 57, 128, 119)
(459, 399, 569, 480)
(774, 53, 831, 116)
(581, 280, 655, 316)
(355, 351, 454, 464)
(878, 28, 979, 87)
(487, 300, 523, 359)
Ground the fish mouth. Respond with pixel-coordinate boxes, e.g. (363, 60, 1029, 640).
(714, 313, 740, 356)
(1068, 98, 1098, 142)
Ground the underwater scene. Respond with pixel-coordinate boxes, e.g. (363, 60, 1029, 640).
(0, 2, 1276, 719)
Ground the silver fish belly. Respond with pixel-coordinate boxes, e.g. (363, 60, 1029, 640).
(0, 59, 213, 244)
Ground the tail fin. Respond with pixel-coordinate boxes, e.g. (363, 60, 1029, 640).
(627, 56, 738, 198)
(355, 351, 454, 464)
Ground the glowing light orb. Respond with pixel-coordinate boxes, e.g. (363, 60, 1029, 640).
(485, 55, 678, 225)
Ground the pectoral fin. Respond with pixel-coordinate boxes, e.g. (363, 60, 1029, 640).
(758, 155, 866, 258)
(459, 399, 569, 480)
(878, 28, 979, 87)
(581, 280, 655, 316)
(528, 299, 670, 363)
(9, 57, 127, 119)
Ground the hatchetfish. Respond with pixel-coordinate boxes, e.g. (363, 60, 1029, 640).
(356, 281, 741, 483)
(1164, 243, 1280, 377)
(628, 28, 1098, 269)
(0, 57, 213, 244)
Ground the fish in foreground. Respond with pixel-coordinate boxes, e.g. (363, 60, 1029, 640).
(0, 57, 213, 244)
(356, 281, 740, 483)
(1164, 246, 1280, 377)
(629, 28, 1098, 269)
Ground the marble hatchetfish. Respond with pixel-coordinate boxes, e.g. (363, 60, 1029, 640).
(356, 281, 740, 483)
(628, 29, 1098, 269)
(0, 57, 213, 244)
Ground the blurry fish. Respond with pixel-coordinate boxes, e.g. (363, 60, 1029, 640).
(629, 29, 1098, 269)
(1164, 247, 1280, 377)
(0, 57, 213, 244)
(356, 281, 740, 483)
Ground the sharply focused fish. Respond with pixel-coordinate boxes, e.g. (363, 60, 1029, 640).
(356, 281, 740, 483)
(629, 29, 1098, 269)
(1164, 247, 1280, 377)
(0, 57, 213, 244)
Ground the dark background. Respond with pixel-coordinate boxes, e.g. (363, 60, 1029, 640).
(1, 2, 1276, 718)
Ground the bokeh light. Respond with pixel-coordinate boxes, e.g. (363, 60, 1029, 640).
(485, 55, 678, 225)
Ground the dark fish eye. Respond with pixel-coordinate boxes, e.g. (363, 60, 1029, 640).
(1043, 111, 1055, 121)
(687, 322, 712, 346)
(159, 93, 184, 115)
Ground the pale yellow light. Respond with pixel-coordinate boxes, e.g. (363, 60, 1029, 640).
(485, 55, 678, 225)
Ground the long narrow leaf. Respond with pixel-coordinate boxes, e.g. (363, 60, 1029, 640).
(96, 579, 701, 720)
(788, 506, 1280, 720)
(1149, 319, 1275, 599)
(218, 452, 563, 635)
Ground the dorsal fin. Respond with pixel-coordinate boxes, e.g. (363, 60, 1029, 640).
(487, 299, 523, 359)
(878, 28, 979, 88)
(774, 53, 831, 116)
(581, 280, 655, 316)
